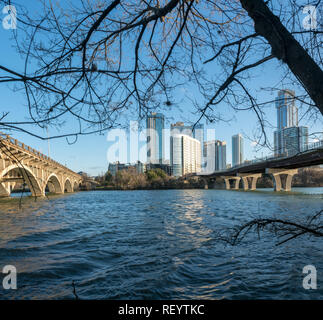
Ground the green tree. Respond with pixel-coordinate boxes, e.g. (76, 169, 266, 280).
(146, 170, 158, 181)
(105, 172, 113, 183)
(154, 169, 167, 179)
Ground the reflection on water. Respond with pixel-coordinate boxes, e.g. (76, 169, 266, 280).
(0, 188, 322, 299)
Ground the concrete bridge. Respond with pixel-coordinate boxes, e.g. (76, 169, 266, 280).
(196, 142, 323, 192)
(0, 132, 82, 197)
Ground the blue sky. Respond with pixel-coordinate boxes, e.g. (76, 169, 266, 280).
(0, 1, 322, 176)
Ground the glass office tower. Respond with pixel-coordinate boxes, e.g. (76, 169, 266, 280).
(275, 89, 298, 130)
(204, 140, 226, 172)
(146, 112, 164, 164)
(232, 134, 244, 167)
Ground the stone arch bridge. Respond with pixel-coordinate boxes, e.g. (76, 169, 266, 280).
(0, 132, 82, 197)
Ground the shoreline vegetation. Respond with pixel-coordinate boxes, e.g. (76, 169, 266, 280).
(5, 167, 323, 197)
(81, 167, 323, 191)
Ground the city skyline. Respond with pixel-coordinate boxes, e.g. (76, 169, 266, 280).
(4, 92, 318, 178)
(108, 114, 234, 177)
(56, 88, 319, 177)
(3, 91, 320, 177)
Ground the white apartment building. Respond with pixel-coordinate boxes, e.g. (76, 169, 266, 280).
(170, 134, 201, 176)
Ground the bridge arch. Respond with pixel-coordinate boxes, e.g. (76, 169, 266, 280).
(0, 164, 44, 197)
(73, 180, 79, 191)
(45, 173, 63, 194)
(64, 178, 73, 193)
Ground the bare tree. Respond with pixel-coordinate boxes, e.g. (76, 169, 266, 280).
(0, 0, 321, 145)
(218, 209, 323, 246)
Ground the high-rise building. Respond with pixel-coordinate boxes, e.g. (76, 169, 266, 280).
(274, 126, 308, 156)
(170, 134, 201, 176)
(147, 112, 164, 164)
(170, 135, 183, 177)
(275, 89, 298, 129)
(193, 123, 204, 162)
(204, 140, 226, 172)
(171, 122, 204, 160)
(232, 134, 244, 166)
(273, 90, 308, 156)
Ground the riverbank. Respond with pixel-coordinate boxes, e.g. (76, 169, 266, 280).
(84, 167, 323, 191)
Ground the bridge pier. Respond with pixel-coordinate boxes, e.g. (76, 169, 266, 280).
(221, 176, 241, 190)
(201, 177, 219, 189)
(200, 178, 208, 189)
(237, 173, 262, 190)
(33, 189, 46, 197)
(266, 168, 298, 192)
(241, 176, 248, 191)
(0, 182, 10, 197)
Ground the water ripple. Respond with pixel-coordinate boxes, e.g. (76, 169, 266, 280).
(0, 189, 322, 299)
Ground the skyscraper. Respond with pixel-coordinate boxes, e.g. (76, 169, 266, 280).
(274, 126, 308, 156)
(275, 89, 298, 129)
(232, 134, 244, 166)
(193, 123, 204, 162)
(273, 90, 308, 156)
(204, 140, 226, 172)
(146, 112, 164, 164)
(170, 134, 201, 176)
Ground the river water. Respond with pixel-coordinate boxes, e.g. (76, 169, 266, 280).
(0, 188, 322, 300)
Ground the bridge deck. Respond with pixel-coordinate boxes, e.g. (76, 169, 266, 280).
(198, 147, 323, 178)
(0, 132, 79, 177)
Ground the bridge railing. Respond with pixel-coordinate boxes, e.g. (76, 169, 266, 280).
(300, 139, 323, 152)
(0, 131, 80, 177)
(232, 139, 323, 170)
(200, 139, 323, 175)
